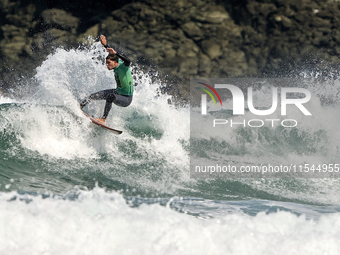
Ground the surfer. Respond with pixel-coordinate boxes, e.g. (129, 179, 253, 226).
(80, 35, 133, 123)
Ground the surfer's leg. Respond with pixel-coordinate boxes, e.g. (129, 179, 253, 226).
(102, 91, 116, 119)
(80, 89, 114, 109)
(101, 91, 133, 118)
(112, 93, 133, 107)
(102, 100, 113, 119)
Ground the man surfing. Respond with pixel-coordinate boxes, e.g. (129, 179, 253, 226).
(80, 35, 133, 123)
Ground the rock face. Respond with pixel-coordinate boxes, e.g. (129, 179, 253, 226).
(0, 0, 340, 100)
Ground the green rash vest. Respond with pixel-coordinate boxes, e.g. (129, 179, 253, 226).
(114, 59, 133, 96)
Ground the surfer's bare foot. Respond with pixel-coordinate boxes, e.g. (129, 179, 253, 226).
(97, 118, 106, 124)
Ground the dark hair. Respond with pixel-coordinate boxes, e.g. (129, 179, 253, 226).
(106, 53, 118, 62)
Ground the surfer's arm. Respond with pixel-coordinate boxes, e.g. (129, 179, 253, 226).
(106, 47, 131, 66)
(100, 35, 131, 66)
(116, 52, 131, 66)
(100, 35, 108, 47)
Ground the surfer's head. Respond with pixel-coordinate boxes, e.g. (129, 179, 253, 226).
(106, 54, 119, 70)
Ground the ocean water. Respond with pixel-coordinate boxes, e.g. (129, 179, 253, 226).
(1, 43, 340, 254)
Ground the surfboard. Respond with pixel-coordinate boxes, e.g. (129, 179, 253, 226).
(81, 110, 123, 135)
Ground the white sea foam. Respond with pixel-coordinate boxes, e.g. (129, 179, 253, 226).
(0, 96, 14, 104)
(0, 188, 339, 255)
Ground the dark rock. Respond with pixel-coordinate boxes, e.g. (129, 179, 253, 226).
(193, 11, 230, 24)
(1, 0, 340, 101)
(0, 25, 30, 59)
(40, 8, 80, 33)
(182, 22, 203, 39)
(201, 39, 221, 59)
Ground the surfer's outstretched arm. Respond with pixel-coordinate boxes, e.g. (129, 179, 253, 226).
(106, 48, 130, 67)
(100, 34, 108, 48)
(115, 52, 131, 66)
(100, 35, 131, 66)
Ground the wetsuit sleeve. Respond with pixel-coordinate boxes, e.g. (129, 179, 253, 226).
(104, 44, 131, 66)
(116, 52, 131, 67)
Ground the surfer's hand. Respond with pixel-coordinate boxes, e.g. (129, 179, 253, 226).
(100, 35, 107, 46)
(107, 48, 117, 54)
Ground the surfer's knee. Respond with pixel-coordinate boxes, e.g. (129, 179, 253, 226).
(107, 95, 115, 103)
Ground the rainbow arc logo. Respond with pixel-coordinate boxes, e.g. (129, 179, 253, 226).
(196, 82, 222, 106)
(196, 82, 222, 115)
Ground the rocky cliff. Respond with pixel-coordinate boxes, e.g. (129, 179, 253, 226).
(1, 0, 340, 100)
